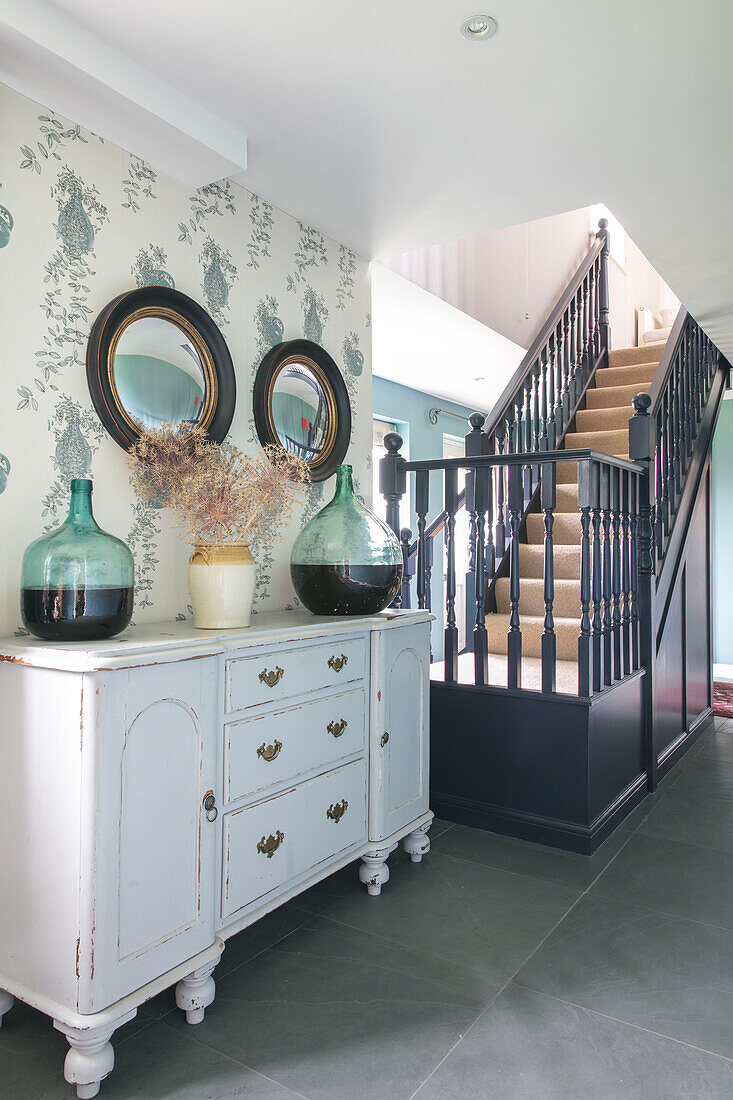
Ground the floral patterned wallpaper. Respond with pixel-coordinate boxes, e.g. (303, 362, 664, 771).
(0, 82, 372, 636)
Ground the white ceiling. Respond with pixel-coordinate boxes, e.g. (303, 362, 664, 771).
(8, 1, 733, 358)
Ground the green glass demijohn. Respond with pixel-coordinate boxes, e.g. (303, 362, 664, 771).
(290, 464, 402, 615)
(21, 478, 135, 641)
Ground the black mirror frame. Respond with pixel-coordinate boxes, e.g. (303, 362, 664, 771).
(86, 286, 236, 450)
(253, 338, 352, 482)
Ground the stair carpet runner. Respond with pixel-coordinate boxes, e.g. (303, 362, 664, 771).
(487, 343, 664, 668)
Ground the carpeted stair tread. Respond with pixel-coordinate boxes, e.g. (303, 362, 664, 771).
(575, 405, 633, 433)
(585, 382, 648, 411)
(557, 461, 580, 485)
(487, 614, 579, 661)
(555, 483, 580, 511)
(495, 577, 580, 619)
(594, 364, 657, 388)
(608, 345, 663, 367)
(518, 543, 581, 580)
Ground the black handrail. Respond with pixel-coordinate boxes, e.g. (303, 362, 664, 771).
(483, 224, 609, 441)
(647, 307, 689, 414)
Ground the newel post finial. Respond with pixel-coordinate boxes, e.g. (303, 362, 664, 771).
(379, 431, 407, 594)
(465, 411, 488, 459)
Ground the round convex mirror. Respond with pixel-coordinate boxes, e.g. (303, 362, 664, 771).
(253, 339, 351, 481)
(271, 361, 331, 462)
(112, 316, 207, 432)
(87, 287, 236, 450)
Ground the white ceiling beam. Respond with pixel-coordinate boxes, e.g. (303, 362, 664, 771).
(0, 0, 247, 186)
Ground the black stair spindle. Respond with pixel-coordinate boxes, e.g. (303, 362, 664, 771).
(601, 463, 613, 687)
(590, 460, 603, 693)
(611, 466, 622, 680)
(569, 293, 578, 406)
(495, 423, 507, 560)
(541, 461, 557, 694)
(444, 467, 459, 683)
(561, 307, 571, 427)
(507, 463, 523, 689)
(486, 467, 496, 587)
(380, 432, 406, 608)
(473, 465, 490, 685)
(415, 469, 430, 611)
(581, 277, 590, 387)
(621, 471, 632, 676)
(539, 349, 549, 451)
(578, 459, 593, 697)
(588, 262, 597, 363)
(630, 472, 640, 671)
(553, 323, 564, 444)
(654, 412, 664, 560)
(400, 528, 413, 609)
(597, 217, 611, 353)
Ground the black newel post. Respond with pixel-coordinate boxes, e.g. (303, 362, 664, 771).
(629, 393, 656, 790)
(596, 218, 611, 354)
(400, 528, 414, 609)
(380, 432, 406, 609)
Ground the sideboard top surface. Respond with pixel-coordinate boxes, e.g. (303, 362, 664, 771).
(0, 609, 433, 672)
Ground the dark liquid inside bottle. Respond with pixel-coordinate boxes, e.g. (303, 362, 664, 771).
(21, 585, 134, 641)
(290, 563, 402, 616)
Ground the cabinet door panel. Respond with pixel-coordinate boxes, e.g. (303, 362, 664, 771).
(369, 623, 430, 842)
(79, 657, 218, 1012)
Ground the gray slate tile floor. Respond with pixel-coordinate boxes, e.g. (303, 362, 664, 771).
(3, 717, 733, 1099)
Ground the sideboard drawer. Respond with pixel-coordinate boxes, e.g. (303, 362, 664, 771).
(222, 759, 367, 918)
(225, 636, 366, 712)
(225, 687, 366, 805)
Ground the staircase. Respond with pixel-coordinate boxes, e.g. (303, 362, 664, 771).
(488, 344, 664, 662)
(380, 221, 730, 853)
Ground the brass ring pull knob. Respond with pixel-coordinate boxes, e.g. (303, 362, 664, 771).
(257, 830, 285, 858)
(259, 665, 284, 688)
(326, 799, 348, 823)
(328, 654, 348, 673)
(203, 792, 218, 823)
(257, 740, 282, 762)
(327, 719, 348, 738)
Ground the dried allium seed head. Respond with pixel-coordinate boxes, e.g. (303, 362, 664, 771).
(128, 426, 310, 547)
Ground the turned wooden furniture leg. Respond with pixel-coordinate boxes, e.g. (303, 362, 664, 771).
(402, 822, 431, 863)
(0, 988, 14, 1027)
(359, 842, 397, 896)
(175, 959, 218, 1024)
(54, 1011, 136, 1099)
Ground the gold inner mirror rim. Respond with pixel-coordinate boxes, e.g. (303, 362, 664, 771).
(107, 306, 218, 437)
(265, 355, 337, 469)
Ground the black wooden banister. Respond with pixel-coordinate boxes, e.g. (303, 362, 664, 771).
(483, 225, 608, 441)
(646, 306, 690, 414)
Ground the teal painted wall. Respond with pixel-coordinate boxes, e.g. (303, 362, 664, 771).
(713, 399, 733, 665)
(373, 376, 477, 662)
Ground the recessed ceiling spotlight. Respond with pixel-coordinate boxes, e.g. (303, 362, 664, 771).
(460, 14, 498, 40)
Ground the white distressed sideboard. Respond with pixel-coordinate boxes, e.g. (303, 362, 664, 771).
(0, 609, 433, 1097)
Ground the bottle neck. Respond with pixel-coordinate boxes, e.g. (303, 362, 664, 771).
(333, 465, 354, 502)
(66, 481, 97, 529)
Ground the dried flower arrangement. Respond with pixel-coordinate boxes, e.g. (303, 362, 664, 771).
(128, 426, 310, 547)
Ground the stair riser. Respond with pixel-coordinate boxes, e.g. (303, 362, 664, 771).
(608, 345, 663, 367)
(495, 578, 580, 619)
(595, 365, 656, 388)
(518, 545, 581, 580)
(526, 513, 580, 545)
(487, 617, 579, 661)
(575, 406, 632, 433)
(585, 383, 644, 411)
(563, 428, 629, 454)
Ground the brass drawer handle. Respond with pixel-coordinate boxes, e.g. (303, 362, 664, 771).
(328, 653, 348, 673)
(327, 719, 348, 738)
(257, 830, 284, 858)
(326, 799, 348, 823)
(259, 665, 284, 688)
(257, 740, 282, 762)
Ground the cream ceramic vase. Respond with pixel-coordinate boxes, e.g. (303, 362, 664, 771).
(188, 544, 256, 629)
